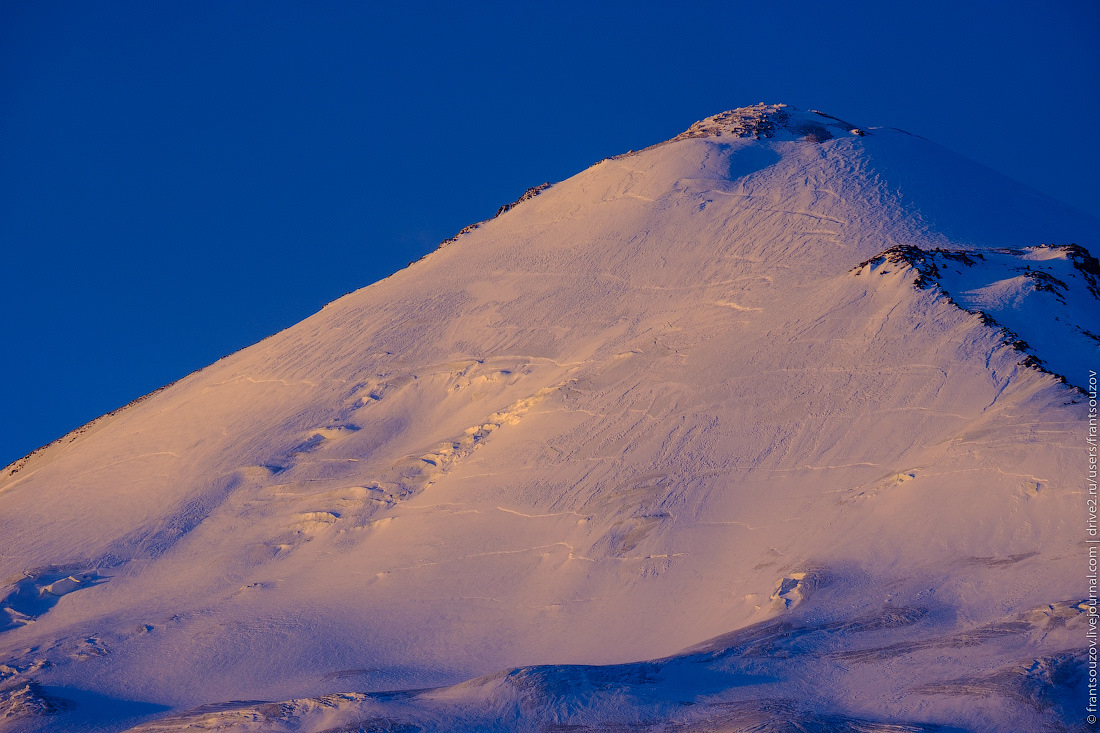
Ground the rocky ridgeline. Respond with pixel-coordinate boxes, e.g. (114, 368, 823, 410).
(496, 182, 550, 217)
(437, 182, 551, 250)
(675, 103, 866, 142)
(854, 243, 1100, 388)
(676, 103, 792, 140)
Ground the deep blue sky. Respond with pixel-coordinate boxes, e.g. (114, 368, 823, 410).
(2, 1, 1098, 467)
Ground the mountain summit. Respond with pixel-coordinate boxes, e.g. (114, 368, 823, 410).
(674, 102, 867, 141)
(1, 105, 1097, 731)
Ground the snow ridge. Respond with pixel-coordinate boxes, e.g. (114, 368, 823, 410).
(854, 242, 1100, 389)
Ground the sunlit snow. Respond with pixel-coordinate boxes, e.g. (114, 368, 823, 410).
(1, 104, 1096, 732)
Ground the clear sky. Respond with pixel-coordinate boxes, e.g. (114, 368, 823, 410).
(2, 0, 1098, 467)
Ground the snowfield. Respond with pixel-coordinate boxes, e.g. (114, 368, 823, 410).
(1, 104, 1097, 732)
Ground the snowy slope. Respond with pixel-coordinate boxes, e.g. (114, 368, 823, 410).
(0, 104, 1097, 732)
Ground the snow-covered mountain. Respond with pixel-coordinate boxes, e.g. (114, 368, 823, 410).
(1, 103, 1097, 732)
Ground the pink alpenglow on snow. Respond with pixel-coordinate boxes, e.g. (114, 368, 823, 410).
(1, 104, 1097, 732)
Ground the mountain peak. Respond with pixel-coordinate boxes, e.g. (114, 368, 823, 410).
(1, 100, 1096, 733)
(677, 103, 867, 142)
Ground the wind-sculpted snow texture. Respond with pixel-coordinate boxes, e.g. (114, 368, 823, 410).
(0, 104, 1097, 732)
